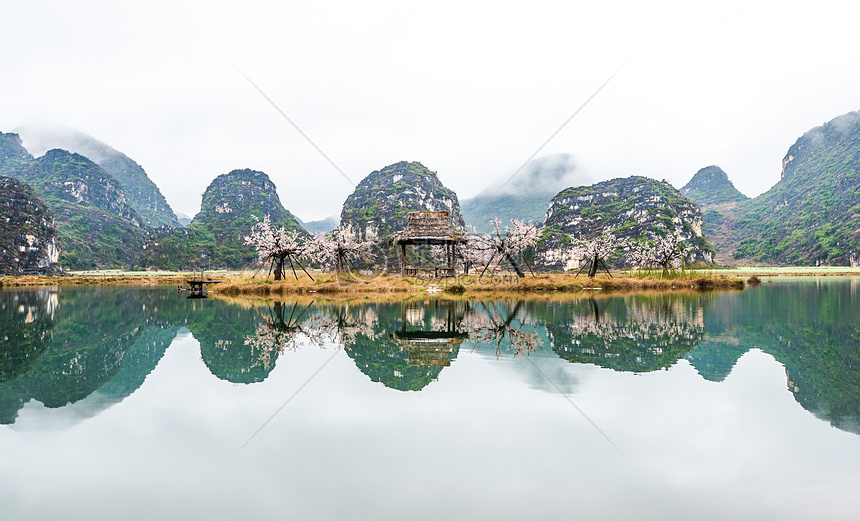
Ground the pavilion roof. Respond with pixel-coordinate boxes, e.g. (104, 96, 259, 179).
(391, 211, 465, 244)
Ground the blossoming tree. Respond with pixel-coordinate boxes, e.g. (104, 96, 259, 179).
(570, 233, 627, 278)
(244, 215, 313, 281)
(470, 219, 540, 278)
(627, 233, 692, 273)
(311, 227, 374, 274)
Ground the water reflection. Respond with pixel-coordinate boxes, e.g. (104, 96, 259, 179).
(341, 301, 464, 391)
(542, 294, 706, 372)
(1, 280, 858, 436)
(687, 280, 860, 434)
(463, 301, 541, 358)
(389, 300, 469, 367)
(0, 287, 177, 426)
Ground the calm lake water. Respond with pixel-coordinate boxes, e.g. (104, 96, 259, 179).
(1, 279, 859, 520)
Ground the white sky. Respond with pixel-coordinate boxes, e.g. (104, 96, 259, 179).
(2, 0, 859, 221)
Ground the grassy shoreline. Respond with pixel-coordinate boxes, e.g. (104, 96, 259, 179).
(3, 265, 857, 294)
(212, 272, 744, 298)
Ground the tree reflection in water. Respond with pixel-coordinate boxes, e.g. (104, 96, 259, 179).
(544, 294, 706, 372)
(2, 282, 858, 437)
(243, 301, 384, 376)
(462, 300, 542, 358)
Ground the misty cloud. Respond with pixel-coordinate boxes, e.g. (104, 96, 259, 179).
(480, 153, 592, 197)
(14, 124, 116, 163)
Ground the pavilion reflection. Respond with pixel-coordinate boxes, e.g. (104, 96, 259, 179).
(389, 300, 469, 367)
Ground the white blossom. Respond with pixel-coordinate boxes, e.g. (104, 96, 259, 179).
(627, 233, 692, 271)
(310, 227, 374, 273)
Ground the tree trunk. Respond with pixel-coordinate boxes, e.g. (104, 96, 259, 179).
(505, 251, 525, 278)
(587, 254, 599, 278)
(273, 255, 285, 281)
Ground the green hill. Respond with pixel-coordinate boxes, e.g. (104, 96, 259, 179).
(680, 165, 748, 205)
(339, 161, 464, 268)
(5, 149, 147, 269)
(537, 176, 715, 271)
(732, 111, 860, 265)
(678, 166, 749, 263)
(15, 126, 179, 228)
(135, 169, 306, 270)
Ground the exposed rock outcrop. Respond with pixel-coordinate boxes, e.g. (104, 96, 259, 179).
(537, 176, 714, 271)
(0, 177, 62, 275)
(4, 150, 147, 269)
(341, 161, 464, 241)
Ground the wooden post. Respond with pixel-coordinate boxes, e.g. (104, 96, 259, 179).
(400, 243, 407, 277)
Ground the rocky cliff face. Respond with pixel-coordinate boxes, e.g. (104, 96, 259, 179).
(341, 161, 464, 241)
(731, 110, 860, 265)
(136, 169, 305, 270)
(13, 150, 144, 225)
(537, 176, 714, 271)
(3, 149, 147, 269)
(0, 177, 62, 275)
(14, 126, 179, 228)
(340, 161, 464, 269)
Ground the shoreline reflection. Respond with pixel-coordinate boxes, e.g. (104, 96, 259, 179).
(1, 281, 858, 436)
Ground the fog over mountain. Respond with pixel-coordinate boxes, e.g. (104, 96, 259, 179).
(14, 124, 180, 228)
(461, 154, 593, 232)
(478, 153, 591, 197)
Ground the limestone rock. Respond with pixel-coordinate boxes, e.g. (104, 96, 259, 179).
(0, 176, 62, 275)
(537, 176, 714, 271)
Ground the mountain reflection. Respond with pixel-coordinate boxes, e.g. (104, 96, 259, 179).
(541, 294, 706, 372)
(1, 281, 858, 435)
(342, 301, 466, 391)
(686, 280, 860, 434)
(0, 287, 177, 426)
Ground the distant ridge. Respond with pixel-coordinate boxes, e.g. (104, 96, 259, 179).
(298, 214, 340, 234)
(461, 154, 587, 233)
(15, 125, 180, 228)
(680, 165, 748, 205)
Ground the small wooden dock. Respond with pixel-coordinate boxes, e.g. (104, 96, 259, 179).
(185, 279, 223, 299)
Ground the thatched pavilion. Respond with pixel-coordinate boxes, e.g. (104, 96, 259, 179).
(390, 211, 466, 277)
